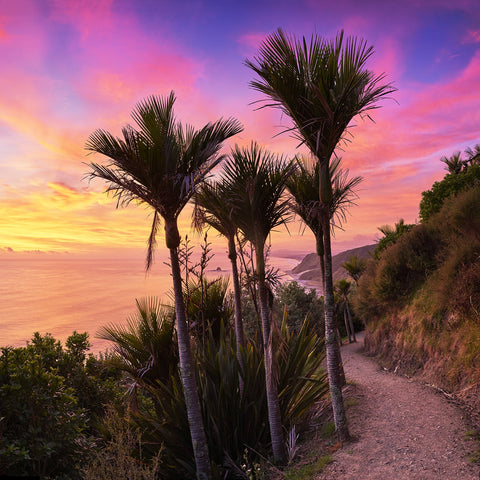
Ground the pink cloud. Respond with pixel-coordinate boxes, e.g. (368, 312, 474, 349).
(369, 36, 405, 82)
(337, 48, 480, 178)
(0, 17, 9, 41)
(48, 4, 204, 128)
(0, 0, 207, 187)
(237, 32, 267, 56)
(48, 0, 115, 39)
(340, 15, 372, 36)
(465, 30, 480, 43)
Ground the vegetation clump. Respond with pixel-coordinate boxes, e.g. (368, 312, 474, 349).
(419, 145, 480, 222)
(353, 150, 480, 411)
(0, 332, 122, 479)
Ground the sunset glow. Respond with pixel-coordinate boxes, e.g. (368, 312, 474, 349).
(1, 0, 479, 256)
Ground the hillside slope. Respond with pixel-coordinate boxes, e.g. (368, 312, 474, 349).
(354, 186, 480, 426)
(291, 244, 375, 288)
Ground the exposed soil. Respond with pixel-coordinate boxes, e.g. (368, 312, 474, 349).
(317, 333, 480, 480)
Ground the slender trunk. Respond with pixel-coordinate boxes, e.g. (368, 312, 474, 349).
(343, 306, 352, 343)
(256, 242, 286, 464)
(346, 300, 356, 343)
(319, 253, 326, 297)
(316, 234, 326, 296)
(237, 234, 262, 346)
(228, 235, 245, 391)
(318, 250, 346, 381)
(170, 247, 211, 479)
(322, 219, 350, 443)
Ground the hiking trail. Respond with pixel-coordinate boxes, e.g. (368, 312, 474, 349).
(317, 333, 480, 480)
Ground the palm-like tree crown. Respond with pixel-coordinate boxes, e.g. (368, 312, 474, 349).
(246, 29, 396, 163)
(246, 29, 393, 442)
(85, 92, 242, 476)
(97, 297, 177, 387)
(193, 180, 237, 241)
(441, 151, 463, 175)
(287, 157, 362, 249)
(342, 254, 367, 285)
(86, 92, 243, 263)
(335, 278, 352, 298)
(221, 142, 296, 247)
(465, 144, 480, 166)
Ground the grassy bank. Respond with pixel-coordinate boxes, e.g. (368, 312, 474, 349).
(355, 185, 480, 423)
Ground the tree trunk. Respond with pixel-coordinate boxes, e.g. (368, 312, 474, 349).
(228, 235, 245, 392)
(256, 242, 287, 464)
(346, 300, 356, 343)
(343, 307, 352, 343)
(237, 235, 262, 346)
(318, 250, 346, 384)
(316, 234, 326, 296)
(319, 253, 326, 297)
(322, 219, 350, 443)
(170, 247, 212, 479)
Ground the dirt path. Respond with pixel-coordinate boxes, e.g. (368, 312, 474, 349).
(318, 333, 480, 480)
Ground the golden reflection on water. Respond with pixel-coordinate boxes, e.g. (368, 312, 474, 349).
(0, 252, 298, 354)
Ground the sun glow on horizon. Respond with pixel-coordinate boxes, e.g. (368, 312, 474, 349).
(0, 1, 479, 257)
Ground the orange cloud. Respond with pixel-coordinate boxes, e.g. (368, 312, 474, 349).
(336, 49, 480, 179)
(0, 18, 8, 41)
(0, 181, 197, 253)
(0, 3, 209, 201)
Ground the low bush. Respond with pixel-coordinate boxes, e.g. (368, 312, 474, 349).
(419, 164, 480, 222)
(0, 332, 122, 479)
(83, 407, 161, 480)
(354, 184, 480, 412)
(274, 281, 324, 335)
(360, 223, 441, 311)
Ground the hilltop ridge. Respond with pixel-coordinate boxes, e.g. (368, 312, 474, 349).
(290, 244, 375, 289)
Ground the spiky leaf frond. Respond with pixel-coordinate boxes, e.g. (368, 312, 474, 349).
(287, 156, 362, 237)
(86, 91, 243, 264)
(193, 180, 238, 240)
(97, 297, 177, 386)
(221, 142, 296, 246)
(246, 29, 396, 163)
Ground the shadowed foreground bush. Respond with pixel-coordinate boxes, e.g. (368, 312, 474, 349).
(0, 332, 121, 479)
(129, 314, 328, 479)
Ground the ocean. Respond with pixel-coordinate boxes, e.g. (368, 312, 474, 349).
(0, 251, 300, 354)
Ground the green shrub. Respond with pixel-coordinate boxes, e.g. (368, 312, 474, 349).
(373, 223, 440, 304)
(419, 186, 480, 321)
(274, 281, 324, 335)
(83, 407, 161, 480)
(0, 345, 87, 478)
(354, 185, 480, 328)
(0, 332, 123, 479)
(419, 164, 480, 222)
(374, 219, 415, 260)
(435, 185, 480, 243)
(352, 259, 379, 320)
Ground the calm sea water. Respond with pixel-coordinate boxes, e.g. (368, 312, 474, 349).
(0, 252, 299, 354)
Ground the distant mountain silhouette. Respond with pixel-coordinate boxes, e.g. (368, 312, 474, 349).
(290, 244, 376, 291)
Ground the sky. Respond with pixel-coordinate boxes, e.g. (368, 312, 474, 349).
(1, 0, 479, 258)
